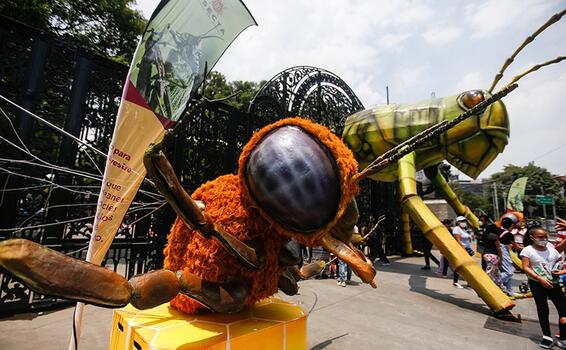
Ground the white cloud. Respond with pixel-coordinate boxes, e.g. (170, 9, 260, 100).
(130, 0, 158, 18)
(354, 77, 386, 106)
(378, 33, 411, 50)
(392, 65, 428, 92)
(482, 68, 566, 177)
(130, 0, 566, 177)
(455, 71, 486, 92)
(382, 2, 435, 27)
(464, 0, 553, 39)
(422, 26, 461, 46)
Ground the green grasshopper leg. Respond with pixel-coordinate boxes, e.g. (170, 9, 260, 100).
(400, 212, 413, 255)
(398, 152, 515, 314)
(425, 167, 480, 232)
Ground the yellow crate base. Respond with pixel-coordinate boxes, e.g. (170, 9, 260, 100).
(109, 297, 307, 350)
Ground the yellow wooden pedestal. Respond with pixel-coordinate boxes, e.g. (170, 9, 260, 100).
(109, 297, 307, 350)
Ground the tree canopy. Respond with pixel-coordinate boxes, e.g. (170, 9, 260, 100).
(0, 0, 146, 63)
(447, 162, 565, 220)
(203, 71, 264, 111)
(488, 162, 565, 218)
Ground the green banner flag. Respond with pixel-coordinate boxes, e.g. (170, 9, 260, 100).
(129, 0, 257, 122)
(507, 177, 528, 212)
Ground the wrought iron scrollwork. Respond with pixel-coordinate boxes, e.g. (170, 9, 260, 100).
(249, 66, 364, 134)
(249, 66, 398, 250)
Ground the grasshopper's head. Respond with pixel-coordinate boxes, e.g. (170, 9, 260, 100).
(443, 9, 566, 178)
(442, 90, 509, 179)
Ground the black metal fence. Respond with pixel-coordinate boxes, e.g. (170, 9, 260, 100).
(0, 16, 164, 314)
(0, 18, 400, 315)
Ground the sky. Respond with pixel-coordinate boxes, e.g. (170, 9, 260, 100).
(131, 0, 566, 180)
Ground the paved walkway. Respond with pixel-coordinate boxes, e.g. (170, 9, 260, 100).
(0, 254, 559, 349)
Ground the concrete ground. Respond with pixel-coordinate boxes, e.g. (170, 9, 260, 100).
(0, 254, 560, 350)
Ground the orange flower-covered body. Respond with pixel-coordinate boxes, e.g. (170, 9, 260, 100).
(164, 117, 359, 314)
(164, 174, 286, 314)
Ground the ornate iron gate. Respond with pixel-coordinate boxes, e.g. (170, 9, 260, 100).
(249, 66, 400, 251)
(248, 65, 364, 134)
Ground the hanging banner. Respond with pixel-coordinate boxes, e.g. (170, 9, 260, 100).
(507, 176, 528, 212)
(87, 0, 257, 265)
(71, 1, 256, 348)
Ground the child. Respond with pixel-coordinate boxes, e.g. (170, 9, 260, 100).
(520, 225, 566, 349)
(482, 223, 506, 292)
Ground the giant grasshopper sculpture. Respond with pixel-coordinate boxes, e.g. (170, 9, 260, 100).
(342, 9, 565, 315)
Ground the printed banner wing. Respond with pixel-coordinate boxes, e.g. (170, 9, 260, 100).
(71, 2, 256, 349)
(507, 176, 528, 212)
(86, 0, 256, 265)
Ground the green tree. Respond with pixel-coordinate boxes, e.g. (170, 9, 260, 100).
(487, 162, 565, 218)
(453, 185, 491, 215)
(0, 0, 146, 63)
(203, 71, 263, 111)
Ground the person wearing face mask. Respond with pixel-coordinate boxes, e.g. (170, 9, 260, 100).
(452, 216, 473, 288)
(499, 214, 520, 296)
(521, 225, 566, 349)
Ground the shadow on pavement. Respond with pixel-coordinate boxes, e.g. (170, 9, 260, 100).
(378, 260, 486, 309)
(310, 333, 348, 350)
(374, 259, 443, 278)
(408, 275, 491, 315)
(380, 258, 543, 346)
(484, 316, 546, 346)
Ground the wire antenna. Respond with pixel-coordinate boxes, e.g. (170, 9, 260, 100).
(503, 56, 566, 88)
(488, 9, 566, 93)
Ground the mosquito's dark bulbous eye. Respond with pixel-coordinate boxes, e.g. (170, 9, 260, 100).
(245, 126, 340, 233)
(460, 90, 485, 109)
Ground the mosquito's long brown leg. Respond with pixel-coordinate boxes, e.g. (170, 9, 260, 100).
(0, 239, 178, 309)
(144, 141, 259, 269)
(0, 239, 249, 312)
(177, 270, 248, 313)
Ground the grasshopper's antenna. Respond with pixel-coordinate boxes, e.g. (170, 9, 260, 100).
(488, 9, 566, 93)
(503, 56, 566, 88)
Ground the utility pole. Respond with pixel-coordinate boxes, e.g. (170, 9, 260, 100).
(540, 186, 550, 231)
(492, 182, 500, 219)
(541, 186, 547, 220)
(386, 86, 390, 105)
(552, 195, 557, 224)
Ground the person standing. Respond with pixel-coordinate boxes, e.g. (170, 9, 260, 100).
(337, 225, 357, 287)
(337, 258, 352, 287)
(368, 225, 390, 266)
(500, 215, 519, 295)
(481, 223, 506, 292)
(438, 219, 453, 278)
(520, 225, 566, 349)
(421, 229, 440, 270)
(478, 215, 492, 271)
(451, 216, 473, 288)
